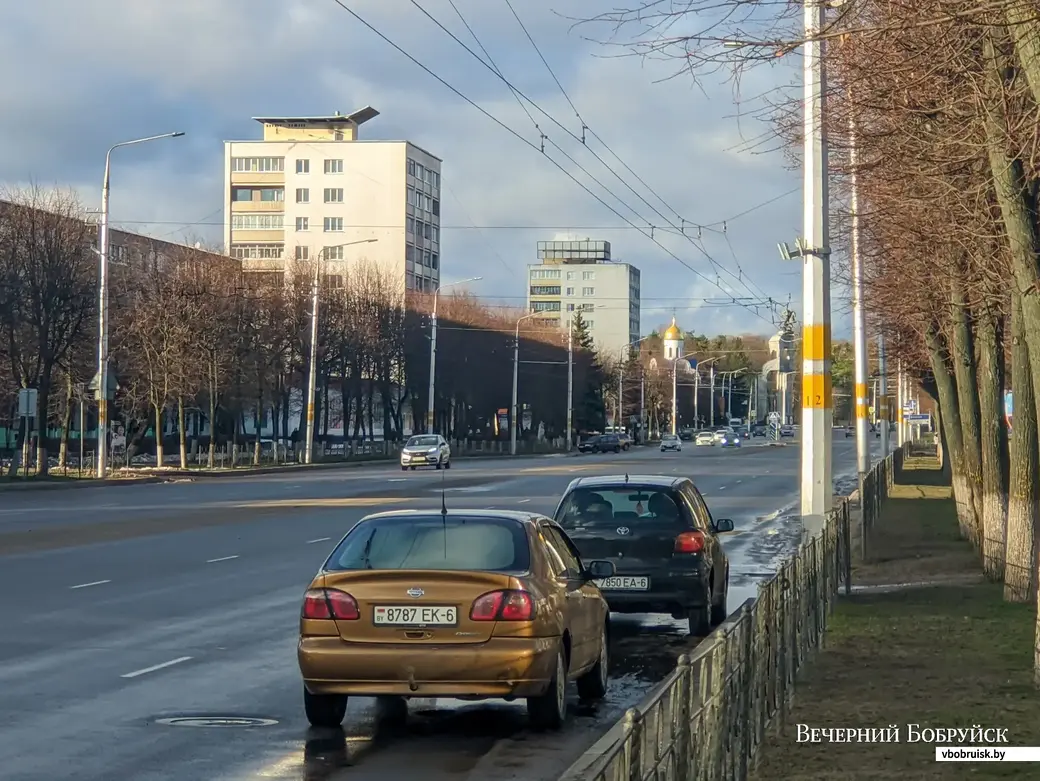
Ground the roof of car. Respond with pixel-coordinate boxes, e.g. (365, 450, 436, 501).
(360, 509, 545, 526)
(566, 474, 686, 490)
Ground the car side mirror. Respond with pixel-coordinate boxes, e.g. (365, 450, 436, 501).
(585, 560, 615, 580)
(713, 518, 735, 533)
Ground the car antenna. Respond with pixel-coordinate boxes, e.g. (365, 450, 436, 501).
(624, 472, 629, 484)
(441, 468, 448, 556)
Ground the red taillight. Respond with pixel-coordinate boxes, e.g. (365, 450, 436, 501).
(675, 531, 706, 554)
(302, 588, 360, 620)
(470, 590, 534, 621)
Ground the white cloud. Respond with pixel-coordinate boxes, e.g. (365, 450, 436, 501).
(0, 0, 852, 337)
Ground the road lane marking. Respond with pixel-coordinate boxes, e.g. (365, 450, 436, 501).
(307, 537, 331, 544)
(718, 486, 726, 490)
(70, 580, 111, 590)
(207, 555, 239, 563)
(388, 478, 406, 482)
(121, 656, 193, 679)
(735, 479, 742, 484)
(517, 499, 531, 503)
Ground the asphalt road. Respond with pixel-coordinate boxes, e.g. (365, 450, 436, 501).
(0, 434, 875, 781)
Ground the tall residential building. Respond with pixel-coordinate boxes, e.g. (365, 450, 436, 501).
(526, 237, 641, 355)
(223, 107, 442, 292)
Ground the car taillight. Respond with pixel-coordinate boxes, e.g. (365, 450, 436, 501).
(675, 531, 706, 554)
(470, 590, 534, 621)
(302, 588, 360, 620)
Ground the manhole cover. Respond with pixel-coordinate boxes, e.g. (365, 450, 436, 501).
(156, 716, 278, 728)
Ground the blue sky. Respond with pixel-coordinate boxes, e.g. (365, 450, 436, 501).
(0, 0, 853, 338)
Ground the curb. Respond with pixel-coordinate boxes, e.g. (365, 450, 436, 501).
(0, 476, 165, 492)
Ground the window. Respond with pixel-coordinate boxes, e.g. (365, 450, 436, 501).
(416, 219, 425, 238)
(296, 159, 310, 174)
(324, 245, 344, 260)
(555, 487, 688, 530)
(431, 225, 439, 242)
(586, 320, 594, 328)
(679, 483, 714, 530)
(423, 222, 432, 240)
(430, 171, 439, 188)
(324, 188, 343, 203)
(230, 243, 283, 259)
(295, 246, 310, 260)
(406, 244, 415, 262)
(565, 287, 574, 296)
(422, 249, 431, 267)
(324, 217, 343, 232)
(566, 271, 576, 280)
(296, 188, 309, 203)
(567, 303, 575, 311)
(431, 252, 438, 269)
(532, 301, 561, 312)
(326, 515, 530, 573)
(295, 217, 309, 231)
(324, 159, 343, 174)
(231, 213, 284, 230)
(231, 157, 284, 172)
(407, 217, 415, 234)
(416, 163, 425, 181)
(333, 131, 344, 141)
(326, 274, 344, 288)
(531, 269, 561, 280)
(259, 188, 283, 202)
(583, 271, 596, 281)
(231, 187, 253, 202)
(582, 287, 595, 296)
(423, 194, 432, 211)
(408, 159, 416, 176)
(543, 526, 582, 575)
(432, 198, 440, 216)
(530, 285, 561, 296)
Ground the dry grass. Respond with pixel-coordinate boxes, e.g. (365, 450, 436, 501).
(751, 458, 1039, 779)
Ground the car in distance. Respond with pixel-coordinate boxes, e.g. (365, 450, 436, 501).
(552, 475, 734, 636)
(780, 425, 795, 438)
(400, 434, 451, 470)
(750, 424, 767, 438)
(660, 433, 682, 452)
(297, 510, 616, 731)
(615, 431, 633, 451)
(717, 429, 741, 448)
(695, 431, 715, 446)
(577, 434, 602, 453)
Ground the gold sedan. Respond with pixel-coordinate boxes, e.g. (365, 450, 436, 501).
(298, 509, 616, 730)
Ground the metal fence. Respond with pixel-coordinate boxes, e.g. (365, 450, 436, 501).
(566, 448, 906, 781)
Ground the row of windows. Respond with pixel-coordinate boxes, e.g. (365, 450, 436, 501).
(406, 244, 439, 269)
(407, 158, 440, 188)
(530, 285, 560, 296)
(407, 272, 440, 293)
(232, 157, 284, 173)
(292, 188, 343, 204)
(293, 246, 347, 261)
(530, 268, 560, 280)
(531, 301, 561, 312)
(407, 217, 439, 242)
(407, 187, 439, 215)
(290, 159, 345, 175)
(231, 243, 283, 259)
(231, 214, 284, 230)
(232, 187, 283, 202)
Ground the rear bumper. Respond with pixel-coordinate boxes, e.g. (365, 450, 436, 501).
(601, 568, 710, 613)
(299, 636, 558, 698)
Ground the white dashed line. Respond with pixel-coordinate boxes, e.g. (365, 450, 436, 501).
(735, 479, 742, 484)
(206, 555, 239, 563)
(517, 499, 531, 504)
(70, 580, 111, 590)
(719, 486, 727, 490)
(388, 478, 406, 482)
(307, 537, 331, 544)
(121, 656, 193, 679)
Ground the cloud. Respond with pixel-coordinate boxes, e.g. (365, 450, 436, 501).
(0, 0, 852, 338)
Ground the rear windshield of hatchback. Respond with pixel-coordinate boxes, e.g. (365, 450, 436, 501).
(555, 487, 682, 530)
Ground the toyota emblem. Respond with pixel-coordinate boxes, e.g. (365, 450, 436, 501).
(616, 527, 631, 536)
(407, 587, 424, 598)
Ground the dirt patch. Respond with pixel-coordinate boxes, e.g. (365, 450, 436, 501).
(751, 461, 1039, 780)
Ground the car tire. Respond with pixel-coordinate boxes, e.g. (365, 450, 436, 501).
(528, 646, 567, 730)
(687, 580, 713, 637)
(576, 625, 609, 701)
(444, 459, 451, 469)
(711, 568, 729, 626)
(401, 465, 407, 471)
(409, 466, 416, 471)
(304, 688, 347, 728)
(435, 461, 443, 470)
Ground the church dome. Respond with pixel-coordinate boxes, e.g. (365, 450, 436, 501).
(662, 317, 681, 341)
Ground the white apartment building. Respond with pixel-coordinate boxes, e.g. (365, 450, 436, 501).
(223, 107, 442, 292)
(526, 237, 641, 356)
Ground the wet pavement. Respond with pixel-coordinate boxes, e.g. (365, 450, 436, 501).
(0, 435, 876, 781)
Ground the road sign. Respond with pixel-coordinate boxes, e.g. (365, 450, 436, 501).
(17, 388, 37, 417)
(906, 413, 929, 422)
(88, 371, 120, 400)
(767, 411, 781, 423)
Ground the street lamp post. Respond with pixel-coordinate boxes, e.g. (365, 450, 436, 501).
(427, 277, 482, 434)
(511, 312, 538, 455)
(96, 131, 184, 479)
(303, 239, 378, 464)
(671, 350, 696, 436)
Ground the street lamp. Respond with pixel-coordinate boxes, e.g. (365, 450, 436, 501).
(96, 131, 184, 479)
(672, 350, 697, 436)
(511, 312, 539, 455)
(303, 238, 378, 464)
(426, 277, 482, 434)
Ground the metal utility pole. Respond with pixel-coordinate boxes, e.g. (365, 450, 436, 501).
(671, 351, 692, 436)
(617, 368, 623, 431)
(709, 365, 716, 428)
(566, 327, 573, 451)
(693, 372, 700, 429)
(427, 277, 482, 434)
(511, 313, 537, 455)
(95, 131, 184, 478)
(796, 0, 833, 536)
(850, 110, 870, 479)
(878, 331, 889, 457)
(304, 239, 377, 464)
(896, 358, 904, 447)
(639, 373, 645, 443)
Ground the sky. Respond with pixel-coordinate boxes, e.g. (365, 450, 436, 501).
(0, 0, 853, 339)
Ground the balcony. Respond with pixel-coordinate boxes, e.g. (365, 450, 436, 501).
(231, 228, 285, 243)
(230, 200, 284, 213)
(229, 171, 284, 186)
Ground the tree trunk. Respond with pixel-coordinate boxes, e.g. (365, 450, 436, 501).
(1005, 292, 1038, 602)
(924, 324, 974, 540)
(177, 397, 188, 469)
(207, 376, 217, 469)
(34, 376, 53, 476)
(154, 404, 165, 466)
(976, 304, 1009, 579)
(949, 280, 983, 544)
(254, 395, 262, 466)
(58, 374, 73, 469)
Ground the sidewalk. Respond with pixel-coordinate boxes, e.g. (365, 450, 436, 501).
(750, 456, 1040, 779)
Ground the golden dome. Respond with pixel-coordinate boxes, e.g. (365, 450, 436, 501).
(662, 317, 681, 341)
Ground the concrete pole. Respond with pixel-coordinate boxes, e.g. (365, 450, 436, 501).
(511, 313, 536, 455)
(639, 373, 645, 443)
(304, 253, 322, 464)
(671, 359, 679, 435)
(426, 292, 439, 434)
(709, 366, 716, 428)
(96, 153, 112, 479)
(617, 367, 622, 431)
(693, 371, 699, 428)
(850, 110, 870, 477)
(896, 358, 904, 447)
(878, 331, 890, 457)
(566, 327, 573, 451)
(800, 0, 834, 536)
